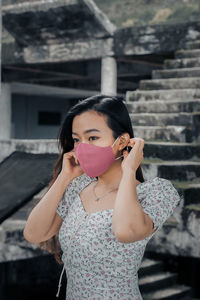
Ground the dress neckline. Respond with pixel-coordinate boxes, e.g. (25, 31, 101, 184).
(77, 193, 114, 216)
(77, 176, 158, 216)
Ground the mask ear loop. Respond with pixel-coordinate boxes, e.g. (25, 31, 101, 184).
(114, 137, 128, 161)
(113, 136, 129, 160)
(111, 136, 120, 147)
(112, 137, 121, 160)
(115, 145, 129, 160)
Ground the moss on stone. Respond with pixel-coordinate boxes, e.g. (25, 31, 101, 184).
(185, 204, 200, 211)
(142, 158, 163, 164)
(171, 179, 200, 189)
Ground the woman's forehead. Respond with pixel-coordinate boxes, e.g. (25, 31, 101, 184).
(71, 111, 113, 137)
(72, 111, 108, 132)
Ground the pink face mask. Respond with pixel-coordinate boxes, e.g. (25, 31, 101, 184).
(74, 136, 124, 178)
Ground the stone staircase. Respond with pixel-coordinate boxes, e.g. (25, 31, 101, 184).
(126, 40, 200, 299)
(139, 258, 193, 300)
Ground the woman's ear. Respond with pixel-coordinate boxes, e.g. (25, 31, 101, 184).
(119, 133, 130, 150)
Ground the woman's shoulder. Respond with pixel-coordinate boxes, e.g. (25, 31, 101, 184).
(138, 176, 181, 209)
(56, 173, 96, 219)
(137, 176, 176, 191)
(138, 177, 181, 231)
(70, 173, 97, 193)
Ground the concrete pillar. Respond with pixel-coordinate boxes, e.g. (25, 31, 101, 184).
(101, 56, 117, 96)
(0, 83, 11, 140)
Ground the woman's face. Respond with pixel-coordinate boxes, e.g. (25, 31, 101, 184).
(72, 110, 118, 151)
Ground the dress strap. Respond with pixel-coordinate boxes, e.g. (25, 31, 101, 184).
(56, 264, 65, 298)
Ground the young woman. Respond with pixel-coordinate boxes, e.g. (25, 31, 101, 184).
(23, 95, 180, 299)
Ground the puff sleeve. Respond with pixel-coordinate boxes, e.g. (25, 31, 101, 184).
(56, 173, 94, 219)
(140, 177, 181, 232)
(56, 182, 73, 220)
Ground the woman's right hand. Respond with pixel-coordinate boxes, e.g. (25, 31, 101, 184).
(60, 151, 84, 180)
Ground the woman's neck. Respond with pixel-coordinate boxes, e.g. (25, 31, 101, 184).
(96, 160, 141, 190)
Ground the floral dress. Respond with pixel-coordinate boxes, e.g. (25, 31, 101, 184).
(56, 173, 180, 300)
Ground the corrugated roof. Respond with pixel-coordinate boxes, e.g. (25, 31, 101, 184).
(0, 151, 57, 224)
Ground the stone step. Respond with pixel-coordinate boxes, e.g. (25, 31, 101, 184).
(138, 258, 164, 277)
(143, 284, 192, 300)
(126, 99, 200, 113)
(0, 186, 49, 262)
(142, 160, 200, 181)
(126, 89, 200, 102)
(152, 67, 200, 80)
(164, 57, 200, 69)
(139, 77, 200, 90)
(139, 272, 178, 294)
(171, 180, 200, 206)
(175, 49, 200, 59)
(0, 218, 45, 262)
(133, 126, 193, 143)
(129, 112, 200, 127)
(184, 40, 200, 50)
(183, 298, 200, 300)
(144, 142, 200, 161)
(185, 204, 200, 217)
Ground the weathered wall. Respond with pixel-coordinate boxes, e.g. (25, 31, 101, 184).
(114, 21, 200, 56)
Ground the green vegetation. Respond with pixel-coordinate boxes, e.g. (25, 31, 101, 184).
(3, 0, 200, 28)
(94, 0, 200, 28)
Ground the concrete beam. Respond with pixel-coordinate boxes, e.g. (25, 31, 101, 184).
(17, 38, 114, 64)
(2, 42, 24, 65)
(3, 21, 200, 66)
(10, 82, 99, 98)
(114, 21, 200, 56)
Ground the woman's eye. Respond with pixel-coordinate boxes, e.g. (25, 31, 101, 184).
(73, 138, 79, 143)
(73, 137, 98, 142)
(89, 136, 98, 141)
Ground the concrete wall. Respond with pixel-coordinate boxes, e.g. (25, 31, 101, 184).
(11, 94, 77, 139)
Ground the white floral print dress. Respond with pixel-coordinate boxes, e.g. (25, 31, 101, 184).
(56, 173, 180, 300)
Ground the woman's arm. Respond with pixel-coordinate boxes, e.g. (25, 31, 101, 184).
(24, 150, 84, 244)
(112, 168, 154, 243)
(112, 138, 154, 243)
(23, 173, 72, 244)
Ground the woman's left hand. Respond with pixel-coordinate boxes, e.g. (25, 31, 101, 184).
(121, 138, 145, 174)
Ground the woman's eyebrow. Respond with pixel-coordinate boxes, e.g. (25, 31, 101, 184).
(72, 129, 101, 136)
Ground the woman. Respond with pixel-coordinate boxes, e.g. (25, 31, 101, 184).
(23, 95, 180, 299)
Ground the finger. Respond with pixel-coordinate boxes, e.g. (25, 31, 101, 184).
(65, 152, 79, 165)
(138, 139, 145, 151)
(131, 138, 141, 149)
(133, 138, 144, 150)
(123, 150, 129, 159)
(73, 153, 79, 164)
(127, 138, 136, 147)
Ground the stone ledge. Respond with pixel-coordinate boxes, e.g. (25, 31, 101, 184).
(126, 99, 200, 113)
(0, 139, 59, 163)
(164, 57, 200, 69)
(126, 88, 200, 102)
(114, 21, 200, 56)
(139, 77, 200, 90)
